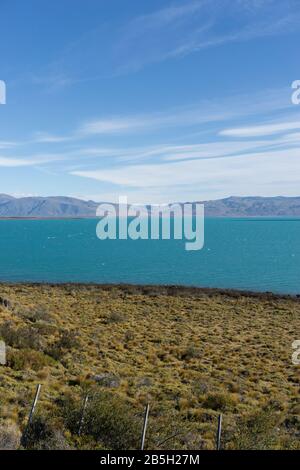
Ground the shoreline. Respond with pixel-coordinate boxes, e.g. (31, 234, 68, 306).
(1, 215, 300, 220)
(0, 216, 98, 220)
(1, 281, 299, 301)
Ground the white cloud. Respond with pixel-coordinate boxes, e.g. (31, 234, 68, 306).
(0, 157, 40, 167)
(32, 132, 71, 144)
(80, 117, 146, 135)
(162, 140, 273, 161)
(220, 121, 300, 137)
(67, 114, 300, 167)
(80, 87, 293, 136)
(0, 153, 68, 167)
(0, 141, 18, 149)
(2, 82, 299, 202)
(73, 135, 298, 165)
(71, 146, 300, 202)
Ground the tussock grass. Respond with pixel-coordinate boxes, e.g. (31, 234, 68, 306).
(0, 283, 299, 449)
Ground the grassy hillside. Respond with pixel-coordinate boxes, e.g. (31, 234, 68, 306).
(0, 284, 299, 450)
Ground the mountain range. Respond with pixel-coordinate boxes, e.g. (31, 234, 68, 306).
(0, 194, 300, 218)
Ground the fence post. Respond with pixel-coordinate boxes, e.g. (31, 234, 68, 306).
(140, 403, 150, 450)
(21, 384, 42, 446)
(78, 394, 89, 436)
(28, 384, 42, 426)
(216, 413, 222, 450)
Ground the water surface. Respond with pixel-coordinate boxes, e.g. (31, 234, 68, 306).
(0, 218, 299, 294)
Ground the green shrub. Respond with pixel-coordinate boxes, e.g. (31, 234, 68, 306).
(47, 330, 79, 361)
(7, 348, 52, 371)
(0, 321, 43, 350)
(62, 392, 140, 450)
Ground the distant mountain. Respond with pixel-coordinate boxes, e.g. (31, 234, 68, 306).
(203, 196, 300, 217)
(0, 194, 300, 218)
(0, 195, 98, 218)
(0, 194, 15, 204)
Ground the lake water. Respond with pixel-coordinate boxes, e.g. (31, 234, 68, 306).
(0, 218, 299, 294)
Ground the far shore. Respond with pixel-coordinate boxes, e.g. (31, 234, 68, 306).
(1, 215, 300, 220)
(0, 281, 299, 301)
(0, 216, 98, 220)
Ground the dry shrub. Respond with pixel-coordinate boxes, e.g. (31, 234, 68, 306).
(6, 348, 53, 371)
(202, 392, 238, 412)
(22, 415, 70, 450)
(0, 422, 21, 450)
(224, 407, 282, 450)
(0, 321, 44, 350)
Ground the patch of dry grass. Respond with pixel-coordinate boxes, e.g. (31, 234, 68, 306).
(0, 283, 299, 449)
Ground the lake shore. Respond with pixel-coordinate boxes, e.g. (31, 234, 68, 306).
(1, 215, 300, 220)
(1, 281, 299, 300)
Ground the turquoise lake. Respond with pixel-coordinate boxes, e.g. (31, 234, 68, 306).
(0, 218, 299, 294)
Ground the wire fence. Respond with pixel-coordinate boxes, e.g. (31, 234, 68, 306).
(21, 384, 223, 451)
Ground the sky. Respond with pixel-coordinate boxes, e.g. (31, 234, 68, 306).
(0, 0, 300, 203)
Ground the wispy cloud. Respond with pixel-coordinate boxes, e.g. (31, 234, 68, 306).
(32, 132, 72, 144)
(0, 156, 42, 167)
(70, 108, 300, 203)
(173, 8, 300, 58)
(220, 121, 300, 137)
(113, 0, 300, 73)
(72, 133, 300, 165)
(1, 86, 298, 166)
(113, 1, 211, 72)
(0, 141, 18, 149)
(2, 82, 300, 201)
(0, 153, 68, 168)
(80, 117, 146, 136)
(31, 73, 74, 92)
(32, 0, 300, 87)
(80, 87, 294, 136)
(70, 145, 300, 203)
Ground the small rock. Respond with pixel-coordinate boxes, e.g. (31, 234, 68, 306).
(137, 377, 152, 387)
(0, 297, 11, 309)
(92, 373, 120, 388)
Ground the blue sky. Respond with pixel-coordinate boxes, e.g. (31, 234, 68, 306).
(0, 0, 300, 203)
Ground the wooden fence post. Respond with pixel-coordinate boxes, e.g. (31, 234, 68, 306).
(28, 384, 42, 426)
(78, 394, 89, 436)
(21, 383, 42, 446)
(216, 413, 222, 450)
(140, 403, 150, 451)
